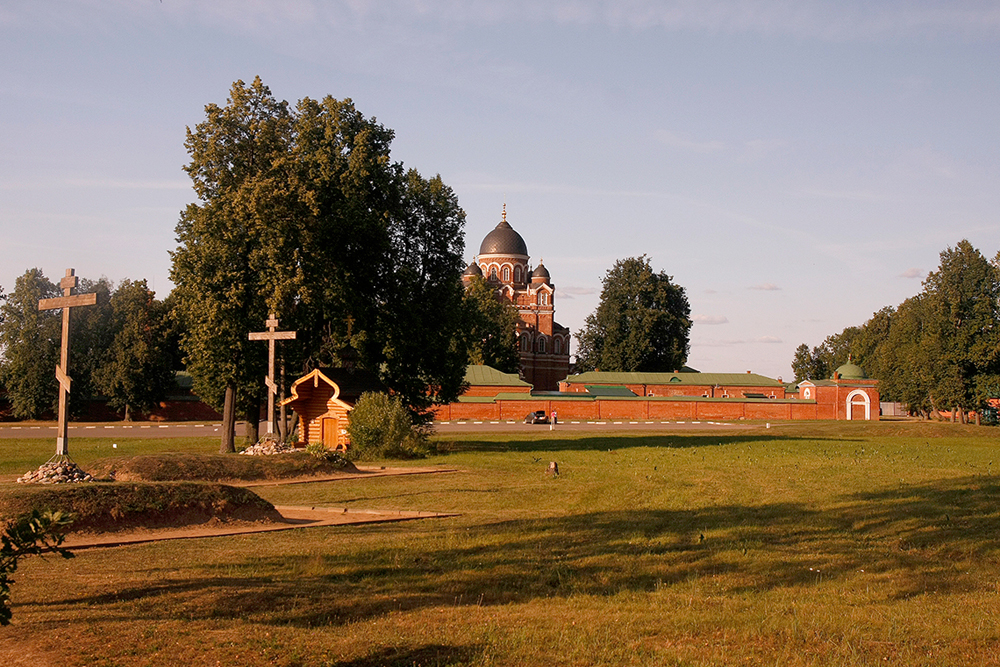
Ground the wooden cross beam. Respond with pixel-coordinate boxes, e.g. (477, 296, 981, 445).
(38, 269, 97, 456)
(249, 314, 296, 435)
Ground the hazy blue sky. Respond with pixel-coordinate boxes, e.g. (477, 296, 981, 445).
(2, 1, 998, 379)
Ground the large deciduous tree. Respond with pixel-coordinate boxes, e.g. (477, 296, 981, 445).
(170, 77, 293, 452)
(171, 78, 470, 446)
(575, 256, 691, 373)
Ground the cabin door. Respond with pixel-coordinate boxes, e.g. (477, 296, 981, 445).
(321, 417, 341, 448)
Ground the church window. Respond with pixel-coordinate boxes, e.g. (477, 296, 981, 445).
(490, 266, 498, 281)
(503, 266, 510, 282)
(514, 266, 522, 283)
(538, 292, 548, 305)
(553, 338, 561, 354)
(537, 337, 546, 353)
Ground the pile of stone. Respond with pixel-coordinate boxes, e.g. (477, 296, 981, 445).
(17, 459, 93, 484)
(240, 439, 296, 456)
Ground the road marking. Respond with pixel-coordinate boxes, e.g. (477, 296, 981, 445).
(629, 421, 638, 424)
(677, 421, 685, 424)
(194, 424, 205, 427)
(104, 426, 114, 429)
(123, 425, 132, 429)
(646, 421, 654, 424)
(456, 422, 467, 425)
(693, 421, 701, 424)
(473, 421, 483, 424)
(11, 427, 20, 430)
(85, 426, 96, 429)
(439, 421, 450, 425)
(158, 425, 169, 428)
(490, 421, 499, 424)
(571, 421, 580, 424)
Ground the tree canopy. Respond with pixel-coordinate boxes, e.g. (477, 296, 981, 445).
(575, 256, 691, 373)
(462, 275, 520, 374)
(170, 78, 469, 448)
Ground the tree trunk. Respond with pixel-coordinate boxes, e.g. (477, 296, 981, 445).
(952, 406, 957, 423)
(124, 404, 131, 422)
(220, 383, 237, 453)
(244, 397, 261, 444)
(975, 411, 982, 426)
(278, 363, 288, 443)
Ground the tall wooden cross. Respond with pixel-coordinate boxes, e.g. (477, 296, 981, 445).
(38, 269, 97, 456)
(249, 314, 296, 435)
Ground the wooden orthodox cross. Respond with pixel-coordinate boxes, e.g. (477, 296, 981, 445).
(249, 314, 297, 435)
(38, 269, 97, 456)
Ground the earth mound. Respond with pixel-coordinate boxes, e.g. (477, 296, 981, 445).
(0, 482, 281, 534)
(86, 451, 358, 483)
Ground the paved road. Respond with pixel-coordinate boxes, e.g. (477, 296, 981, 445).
(432, 418, 763, 433)
(0, 418, 767, 440)
(0, 422, 235, 439)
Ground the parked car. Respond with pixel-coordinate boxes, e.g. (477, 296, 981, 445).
(524, 410, 549, 424)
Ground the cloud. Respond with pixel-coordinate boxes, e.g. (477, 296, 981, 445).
(654, 130, 725, 154)
(748, 283, 781, 291)
(558, 286, 598, 298)
(691, 338, 746, 347)
(899, 268, 924, 279)
(692, 314, 728, 325)
(756, 336, 783, 344)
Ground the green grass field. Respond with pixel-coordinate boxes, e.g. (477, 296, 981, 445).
(3, 421, 1000, 665)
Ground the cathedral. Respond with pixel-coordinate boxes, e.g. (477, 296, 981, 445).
(462, 206, 571, 391)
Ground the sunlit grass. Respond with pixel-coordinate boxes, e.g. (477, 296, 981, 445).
(5, 421, 1000, 665)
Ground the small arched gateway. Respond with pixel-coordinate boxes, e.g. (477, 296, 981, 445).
(846, 389, 871, 420)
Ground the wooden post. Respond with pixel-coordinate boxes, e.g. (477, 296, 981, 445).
(249, 314, 296, 435)
(38, 269, 97, 456)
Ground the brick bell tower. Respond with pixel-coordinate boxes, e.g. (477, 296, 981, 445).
(462, 205, 571, 390)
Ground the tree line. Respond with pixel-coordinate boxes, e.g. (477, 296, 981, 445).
(792, 240, 1000, 421)
(0, 78, 519, 451)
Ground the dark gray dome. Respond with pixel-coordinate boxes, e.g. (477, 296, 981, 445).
(463, 261, 483, 277)
(479, 219, 528, 257)
(531, 262, 550, 280)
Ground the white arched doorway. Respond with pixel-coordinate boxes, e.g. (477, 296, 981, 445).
(846, 389, 871, 421)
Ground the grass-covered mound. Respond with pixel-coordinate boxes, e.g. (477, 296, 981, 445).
(86, 451, 358, 483)
(0, 482, 281, 533)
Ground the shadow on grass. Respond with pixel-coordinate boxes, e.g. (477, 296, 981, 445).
(434, 433, 839, 453)
(47, 476, 1000, 627)
(329, 645, 480, 667)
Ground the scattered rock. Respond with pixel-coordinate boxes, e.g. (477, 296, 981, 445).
(240, 439, 296, 456)
(17, 459, 93, 484)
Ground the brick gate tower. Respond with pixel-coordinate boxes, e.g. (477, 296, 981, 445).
(462, 206, 571, 390)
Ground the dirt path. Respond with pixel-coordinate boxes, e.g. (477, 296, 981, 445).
(62, 505, 460, 549)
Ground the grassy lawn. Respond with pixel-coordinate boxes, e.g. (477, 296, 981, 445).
(4, 421, 1000, 665)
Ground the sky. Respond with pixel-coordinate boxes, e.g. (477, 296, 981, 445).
(2, 1, 999, 380)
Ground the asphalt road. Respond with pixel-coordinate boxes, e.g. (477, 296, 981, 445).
(0, 418, 766, 439)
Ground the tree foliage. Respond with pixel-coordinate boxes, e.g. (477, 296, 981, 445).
(462, 275, 520, 374)
(171, 78, 469, 448)
(0, 270, 176, 421)
(0, 269, 60, 419)
(575, 256, 691, 373)
(92, 280, 176, 420)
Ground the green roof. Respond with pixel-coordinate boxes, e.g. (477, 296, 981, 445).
(564, 371, 782, 387)
(464, 365, 531, 387)
(585, 385, 637, 397)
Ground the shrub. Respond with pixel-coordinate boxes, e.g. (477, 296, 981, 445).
(346, 392, 429, 460)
